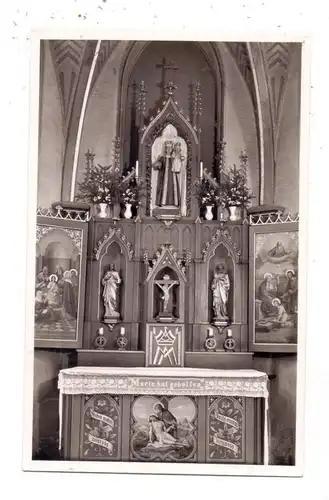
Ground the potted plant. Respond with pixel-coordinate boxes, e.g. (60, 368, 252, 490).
(221, 163, 254, 221)
(193, 177, 220, 220)
(119, 176, 145, 219)
(76, 164, 121, 218)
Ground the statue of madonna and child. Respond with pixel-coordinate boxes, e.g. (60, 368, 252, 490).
(151, 126, 187, 216)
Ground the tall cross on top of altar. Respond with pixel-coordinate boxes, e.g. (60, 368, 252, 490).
(156, 57, 179, 96)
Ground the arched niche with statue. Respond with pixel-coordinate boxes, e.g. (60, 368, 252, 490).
(140, 94, 200, 220)
(82, 226, 138, 350)
(142, 243, 187, 324)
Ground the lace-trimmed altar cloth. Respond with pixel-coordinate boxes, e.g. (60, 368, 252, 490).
(58, 367, 270, 464)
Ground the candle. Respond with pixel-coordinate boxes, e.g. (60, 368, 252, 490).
(200, 161, 203, 178)
(227, 329, 233, 338)
(99, 327, 104, 336)
(120, 327, 125, 336)
(135, 160, 139, 177)
(207, 327, 214, 338)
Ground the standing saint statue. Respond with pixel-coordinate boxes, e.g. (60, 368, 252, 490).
(102, 264, 121, 318)
(211, 264, 230, 321)
(153, 140, 181, 207)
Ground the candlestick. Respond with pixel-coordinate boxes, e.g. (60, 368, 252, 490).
(204, 327, 217, 352)
(135, 160, 139, 177)
(94, 327, 107, 350)
(116, 326, 128, 351)
(200, 161, 203, 178)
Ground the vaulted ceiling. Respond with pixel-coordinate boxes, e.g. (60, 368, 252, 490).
(45, 40, 300, 204)
(49, 40, 298, 145)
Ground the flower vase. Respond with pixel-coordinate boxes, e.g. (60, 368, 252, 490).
(98, 203, 108, 218)
(228, 206, 241, 221)
(205, 205, 214, 221)
(124, 203, 133, 219)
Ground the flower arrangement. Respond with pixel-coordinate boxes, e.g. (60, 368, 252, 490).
(119, 176, 146, 207)
(221, 160, 254, 209)
(193, 177, 220, 207)
(76, 164, 121, 205)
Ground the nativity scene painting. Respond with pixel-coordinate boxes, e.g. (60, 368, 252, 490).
(254, 230, 298, 345)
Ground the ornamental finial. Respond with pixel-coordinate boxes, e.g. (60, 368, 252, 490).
(165, 80, 177, 97)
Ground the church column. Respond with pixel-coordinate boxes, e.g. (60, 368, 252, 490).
(54, 42, 97, 202)
(247, 43, 276, 205)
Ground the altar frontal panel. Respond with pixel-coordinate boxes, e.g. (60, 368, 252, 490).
(130, 395, 197, 462)
(80, 395, 121, 460)
(207, 396, 246, 463)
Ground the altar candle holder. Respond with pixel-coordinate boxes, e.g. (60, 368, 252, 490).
(204, 327, 217, 352)
(116, 326, 128, 351)
(94, 327, 107, 350)
(223, 328, 236, 352)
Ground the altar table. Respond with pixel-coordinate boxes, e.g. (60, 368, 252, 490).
(58, 367, 269, 464)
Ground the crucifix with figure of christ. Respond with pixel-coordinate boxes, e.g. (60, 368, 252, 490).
(155, 274, 179, 321)
(156, 57, 179, 98)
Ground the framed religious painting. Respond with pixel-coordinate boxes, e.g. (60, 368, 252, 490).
(34, 214, 88, 349)
(249, 222, 299, 353)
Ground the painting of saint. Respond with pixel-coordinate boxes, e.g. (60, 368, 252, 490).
(131, 396, 196, 462)
(258, 273, 277, 317)
(46, 274, 60, 307)
(254, 231, 298, 344)
(35, 224, 82, 341)
(153, 402, 178, 438)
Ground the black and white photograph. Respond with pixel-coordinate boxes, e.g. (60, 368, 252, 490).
(23, 36, 307, 476)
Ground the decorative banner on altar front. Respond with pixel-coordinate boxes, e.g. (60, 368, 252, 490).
(82, 395, 120, 459)
(207, 396, 245, 462)
(214, 411, 240, 431)
(88, 434, 114, 453)
(213, 434, 239, 455)
(90, 409, 115, 429)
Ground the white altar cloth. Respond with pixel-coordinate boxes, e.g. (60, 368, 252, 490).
(58, 366, 269, 464)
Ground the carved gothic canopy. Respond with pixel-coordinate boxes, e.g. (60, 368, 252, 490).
(140, 97, 199, 218)
(93, 227, 134, 261)
(144, 244, 188, 284)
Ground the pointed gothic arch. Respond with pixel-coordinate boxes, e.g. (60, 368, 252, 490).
(201, 228, 241, 264)
(93, 227, 134, 261)
(140, 97, 199, 217)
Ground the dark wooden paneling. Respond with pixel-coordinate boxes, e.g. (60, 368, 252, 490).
(77, 349, 145, 367)
(185, 352, 253, 370)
